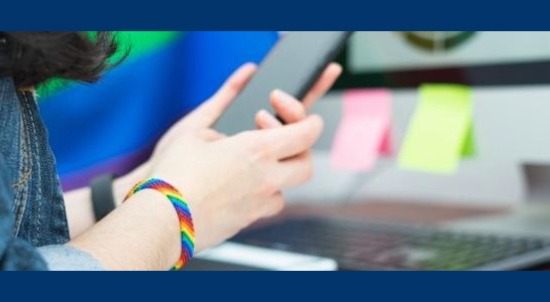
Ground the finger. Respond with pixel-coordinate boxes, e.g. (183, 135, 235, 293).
(270, 90, 306, 124)
(275, 151, 314, 189)
(246, 114, 323, 160)
(269, 115, 323, 159)
(183, 63, 257, 129)
(301, 63, 342, 110)
(255, 109, 282, 129)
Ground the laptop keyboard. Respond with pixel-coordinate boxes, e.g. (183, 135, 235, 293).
(231, 217, 550, 270)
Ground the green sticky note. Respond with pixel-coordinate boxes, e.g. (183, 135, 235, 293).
(398, 84, 475, 173)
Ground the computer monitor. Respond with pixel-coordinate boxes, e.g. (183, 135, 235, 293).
(333, 31, 550, 89)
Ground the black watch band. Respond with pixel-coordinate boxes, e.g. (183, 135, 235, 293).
(90, 174, 116, 222)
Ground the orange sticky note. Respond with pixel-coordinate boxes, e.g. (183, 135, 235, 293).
(330, 89, 393, 171)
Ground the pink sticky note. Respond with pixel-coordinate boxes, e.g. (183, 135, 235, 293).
(330, 89, 393, 171)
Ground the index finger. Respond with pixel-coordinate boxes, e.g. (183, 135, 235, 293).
(183, 63, 257, 129)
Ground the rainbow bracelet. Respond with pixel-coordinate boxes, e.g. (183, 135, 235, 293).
(123, 178, 195, 270)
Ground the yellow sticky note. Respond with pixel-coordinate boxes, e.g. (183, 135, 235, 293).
(398, 84, 475, 173)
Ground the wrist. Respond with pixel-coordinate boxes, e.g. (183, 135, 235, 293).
(71, 189, 181, 270)
(123, 178, 195, 269)
(143, 171, 208, 253)
(127, 189, 182, 269)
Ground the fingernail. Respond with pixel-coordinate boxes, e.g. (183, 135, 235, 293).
(243, 62, 257, 70)
(333, 63, 343, 75)
(274, 89, 294, 104)
(259, 110, 281, 128)
(308, 114, 324, 127)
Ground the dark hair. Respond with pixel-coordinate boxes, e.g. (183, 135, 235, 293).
(0, 32, 123, 88)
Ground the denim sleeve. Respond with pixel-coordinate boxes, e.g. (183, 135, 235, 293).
(1, 154, 104, 271)
(0, 155, 47, 270)
(38, 245, 104, 271)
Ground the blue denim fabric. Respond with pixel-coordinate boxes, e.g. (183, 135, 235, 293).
(0, 155, 47, 270)
(0, 76, 103, 270)
(38, 245, 103, 271)
(0, 76, 70, 245)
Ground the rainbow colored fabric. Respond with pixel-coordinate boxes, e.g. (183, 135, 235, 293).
(124, 177, 195, 270)
(38, 32, 278, 190)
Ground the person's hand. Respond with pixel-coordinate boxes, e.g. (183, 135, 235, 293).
(148, 64, 324, 252)
(123, 62, 341, 253)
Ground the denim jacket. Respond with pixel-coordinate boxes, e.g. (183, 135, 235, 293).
(0, 76, 102, 270)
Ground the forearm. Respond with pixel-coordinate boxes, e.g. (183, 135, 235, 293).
(58, 162, 180, 270)
(63, 163, 150, 238)
(67, 189, 181, 270)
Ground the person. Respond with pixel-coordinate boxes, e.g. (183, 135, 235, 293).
(0, 32, 342, 270)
